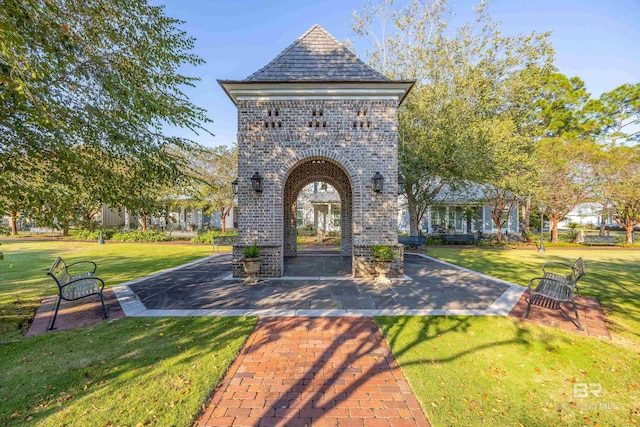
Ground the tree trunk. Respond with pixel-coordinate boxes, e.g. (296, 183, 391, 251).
(522, 197, 531, 234)
(220, 212, 227, 234)
(141, 212, 148, 232)
(625, 225, 634, 244)
(550, 217, 560, 243)
(62, 224, 69, 236)
(407, 198, 419, 236)
(599, 216, 606, 236)
(495, 222, 503, 242)
(10, 212, 18, 235)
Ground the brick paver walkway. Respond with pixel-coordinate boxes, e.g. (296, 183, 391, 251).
(197, 317, 430, 427)
(26, 288, 124, 336)
(509, 292, 610, 339)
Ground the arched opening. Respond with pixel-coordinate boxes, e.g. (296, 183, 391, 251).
(283, 158, 353, 260)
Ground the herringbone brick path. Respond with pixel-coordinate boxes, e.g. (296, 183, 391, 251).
(197, 317, 430, 427)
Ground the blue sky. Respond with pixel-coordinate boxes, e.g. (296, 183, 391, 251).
(158, 0, 640, 147)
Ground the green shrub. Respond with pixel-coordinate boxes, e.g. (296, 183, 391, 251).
(371, 245, 397, 261)
(76, 229, 116, 240)
(424, 236, 443, 245)
(303, 223, 314, 231)
(243, 241, 260, 258)
(190, 229, 238, 244)
(111, 230, 171, 242)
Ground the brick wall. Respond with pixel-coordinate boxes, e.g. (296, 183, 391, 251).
(234, 98, 402, 278)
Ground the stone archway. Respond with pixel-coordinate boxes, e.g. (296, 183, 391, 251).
(283, 158, 353, 258)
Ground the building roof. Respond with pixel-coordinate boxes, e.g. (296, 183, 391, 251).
(243, 25, 389, 82)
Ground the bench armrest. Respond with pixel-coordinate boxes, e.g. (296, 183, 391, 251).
(66, 260, 97, 274)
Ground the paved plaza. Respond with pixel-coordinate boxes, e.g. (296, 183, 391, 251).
(113, 253, 524, 317)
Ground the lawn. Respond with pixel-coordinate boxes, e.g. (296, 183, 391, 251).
(376, 247, 640, 426)
(426, 248, 640, 348)
(377, 316, 640, 427)
(0, 316, 256, 426)
(0, 240, 215, 339)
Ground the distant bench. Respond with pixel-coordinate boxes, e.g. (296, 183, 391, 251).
(441, 234, 477, 245)
(398, 235, 426, 251)
(212, 235, 238, 252)
(581, 235, 619, 246)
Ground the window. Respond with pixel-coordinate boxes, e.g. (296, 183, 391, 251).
(296, 210, 303, 227)
(333, 209, 341, 227)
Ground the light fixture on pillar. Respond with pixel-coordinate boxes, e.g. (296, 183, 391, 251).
(231, 177, 238, 195)
(397, 174, 405, 195)
(372, 172, 384, 193)
(250, 172, 263, 192)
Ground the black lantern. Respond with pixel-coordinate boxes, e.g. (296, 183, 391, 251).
(397, 174, 405, 195)
(250, 172, 263, 192)
(231, 177, 238, 195)
(372, 172, 384, 193)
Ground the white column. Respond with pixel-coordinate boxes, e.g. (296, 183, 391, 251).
(328, 203, 332, 231)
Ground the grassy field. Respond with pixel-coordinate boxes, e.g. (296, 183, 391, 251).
(376, 316, 640, 427)
(426, 248, 640, 348)
(0, 316, 256, 426)
(0, 240, 216, 339)
(376, 247, 640, 426)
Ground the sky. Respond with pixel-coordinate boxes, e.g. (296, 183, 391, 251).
(157, 0, 640, 147)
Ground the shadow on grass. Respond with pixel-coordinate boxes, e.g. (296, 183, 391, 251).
(0, 316, 257, 427)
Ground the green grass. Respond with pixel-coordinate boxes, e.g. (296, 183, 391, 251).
(0, 316, 256, 426)
(376, 316, 640, 427)
(376, 247, 640, 426)
(426, 248, 640, 348)
(0, 240, 216, 339)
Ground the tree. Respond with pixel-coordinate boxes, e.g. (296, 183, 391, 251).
(1, 0, 210, 222)
(190, 146, 238, 234)
(353, 0, 554, 235)
(535, 137, 599, 243)
(597, 146, 640, 244)
(592, 83, 640, 146)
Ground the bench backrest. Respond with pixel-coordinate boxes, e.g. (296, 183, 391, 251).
(398, 236, 426, 245)
(47, 257, 70, 287)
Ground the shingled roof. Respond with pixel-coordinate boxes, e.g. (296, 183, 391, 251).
(244, 25, 389, 82)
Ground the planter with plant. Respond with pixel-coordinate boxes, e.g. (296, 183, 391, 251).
(371, 245, 397, 284)
(241, 241, 262, 284)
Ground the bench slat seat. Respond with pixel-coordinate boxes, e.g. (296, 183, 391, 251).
(47, 257, 108, 330)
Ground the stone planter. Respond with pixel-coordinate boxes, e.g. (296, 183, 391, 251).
(374, 259, 393, 284)
(241, 257, 262, 284)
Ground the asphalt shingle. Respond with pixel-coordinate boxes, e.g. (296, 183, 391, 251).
(244, 25, 389, 82)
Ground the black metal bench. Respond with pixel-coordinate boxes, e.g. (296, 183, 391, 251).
(524, 257, 586, 330)
(47, 257, 108, 330)
(541, 257, 586, 295)
(212, 235, 238, 252)
(398, 235, 426, 250)
(525, 276, 583, 330)
(441, 234, 477, 245)
(581, 235, 619, 246)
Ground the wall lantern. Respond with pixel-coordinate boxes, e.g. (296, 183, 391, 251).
(397, 174, 405, 195)
(250, 172, 263, 192)
(372, 172, 384, 193)
(231, 177, 238, 195)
